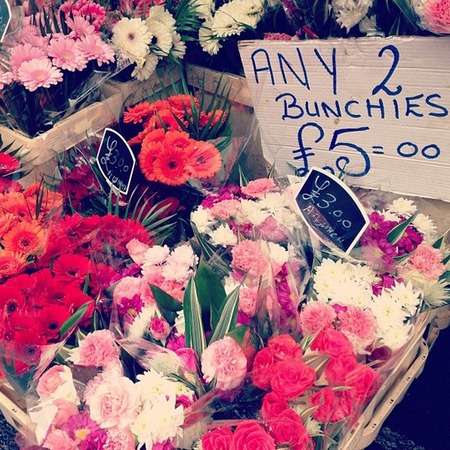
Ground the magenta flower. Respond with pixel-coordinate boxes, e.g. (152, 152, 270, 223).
(17, 58, 63, 91)
(48, 36, 88, 71)
(61, 413, 103, 444)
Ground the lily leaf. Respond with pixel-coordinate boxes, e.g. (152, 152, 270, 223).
(387, 212, 418, 245)
(184, 279, 206, 357)
(59, 301, 92, 339)
(433, 227, 449, 250)
(208, 286, 240, 344)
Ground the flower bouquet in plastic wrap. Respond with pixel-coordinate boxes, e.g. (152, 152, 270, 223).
(0, 0, 115, 137)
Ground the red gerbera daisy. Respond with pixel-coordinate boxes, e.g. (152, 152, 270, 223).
(0, 286, 26, 316)
(52, 253, 91, 284)
(37, 305, 72, 341)
(153, 145, 190, 186)
(4, 273, 36, 299)
(168, 94, 199, 117)
(0, 153, 21, 176)
(186, 141, 222, 179)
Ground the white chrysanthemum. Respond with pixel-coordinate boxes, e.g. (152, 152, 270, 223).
(385, 281, 422, 316)
(132, 53, 159, 80)
(112, 18, 152, 62)
(212, 5, 245, 37)
(276, 208, 302, 231)
(380, 209, 399, 222)
(236, 199, 270, 226)
(332, 0, 373, 32)
(168, 244, 198, 268)
(258, 192, 289, 212)
(171, 31, 186, 59)
(209, 223, 238, 247)
(199, 19, 222, 55)
(143, 245, 170, 267)
(137, 370, 179, 405)
(412, 213, 437, 239)
(146, 19, 174, 58)
(267, 242, 289, 267)
(127, 306, 156, 339)
(223, 276, 240, 295)
(148, 5, 177, 33)
(191, 206, 214, 233)
(162, 262, 194, 282)
(388, 197, 418, 216)
(370, 292, 408, 326)
(378, 323, 412, 350)
(422, 280, 449, 308)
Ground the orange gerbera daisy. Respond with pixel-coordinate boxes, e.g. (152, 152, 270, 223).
(168, 94, 199, 117)
(123, 101, 153, 124)
(152, 145, 190, 186)
(145, 108, 183, 131)
(0, 193, 30, 220)
(0, 212, 17, 237)
(0, 251, 28, 279)
(186, 141, 222, 179)
(2, 220, 47, 256)
(199, 110, 227, 128)
(139, 141, 164, 182)
(142, 128, 167, 147)
(164, 130, 192, 151)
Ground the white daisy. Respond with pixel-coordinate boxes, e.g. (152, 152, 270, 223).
(112, 18, 151, 62)
(212, 6, 245, 38)
(171, 31, 187, 59)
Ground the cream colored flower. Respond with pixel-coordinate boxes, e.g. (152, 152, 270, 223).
(132, 53, 159, 80)
(112, 18, 151, 63)
(146, 19, 174, 58)
(332, 0, 373, 31)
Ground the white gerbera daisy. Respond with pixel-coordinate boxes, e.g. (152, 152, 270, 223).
(192, 0, 215, 19)
(112, 18, 151, 62)
(148, 5, 177, 33)
(146, 19, 174, 58)
(132, 53, 159, 80)
(212, 5, 245, 37)
(171, 31, 187, 59)
(199, 19, 222, 55)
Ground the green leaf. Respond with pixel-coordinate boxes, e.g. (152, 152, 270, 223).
(195, 258, 227, 330)
(226, 324, 249, 345)
(392, 0, 420, 27)
(387, 212, 418, 245)
(151, 285, 183, 312)
(59, 301, 92, 339)
(208, 286, 240, 344)
(439, 270, 450, 283)
(184, 278, 206, 357)
(238, 165, 249, 187)
(433, 227, 450, 249)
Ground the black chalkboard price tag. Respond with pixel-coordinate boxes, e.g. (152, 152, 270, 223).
(295, 167, 370, 253)
(96, 128, 136, 195)
(0, 0, 11, 42)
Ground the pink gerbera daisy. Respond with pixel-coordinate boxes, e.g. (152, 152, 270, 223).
(65, 16, 97, 39)
(48, 36, 88, 71)
(17, 58, 63, 91)
(9, 43, 47, 75)
(0, 72, 14, 89)
(78, 35, 115, 66)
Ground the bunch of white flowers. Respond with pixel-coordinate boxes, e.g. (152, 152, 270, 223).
(331, 0, 374, 32)
(112, 6, 186, 80)
(195, 0, 266, 55)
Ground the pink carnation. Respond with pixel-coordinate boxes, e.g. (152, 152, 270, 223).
(72, 329, 120, 367)
(51, 399, 80, 428)
(231, 240, 269, 277)
(201, 336, 247, 391)
(241, 178, 278, 198)
(257, 216, 288, 243)
(424, 0, 450, 33)
(104, 428, 135, 450)
(209, 199, 241, 220)
(408, 242, 446, 280)
(338, 306, 378, 354)
(264, 32, 295, 40)
(300, 302, 337, 335)
(238, 285, 258, 317)
(149, 317, 171, 340)
(113, 276, 142, 305)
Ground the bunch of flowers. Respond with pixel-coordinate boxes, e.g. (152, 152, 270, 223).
(278, 0, 447, 39)
(110, 1, 200, 81)
(26, 329, 198, 449)
(356, 196, 449, 309)
(0, 0, 115, 136)
(195, 0, 266, 56)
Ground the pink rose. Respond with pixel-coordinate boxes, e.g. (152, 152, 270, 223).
(325, 355, 359, 386)
(268, 409, 313, 450)
(231, 421, 275, 450)
(149, 317, 171, 341)
(37, 365, 72, 398)
(331, 390, 354, 422)
(251, 347, 275, 390)
(271, 359, 316, 400)
(71, 329, 120, 368)
(51, 399, 79, 428)
(311, 328, 354, 358)
(310, 387, 336, 422)
(126, 238, 150, 266)
(43, 429, 77, 450)
(85, 375, 140, 429)
(267, 334, 303, 362)
(202, 427, 233, 450)
(261, 392, 289, 420)
(201, 336, 247, 391)
(175, 347, 198, 373)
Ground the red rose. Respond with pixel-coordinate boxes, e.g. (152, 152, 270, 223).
(269, 409, 315, 450)
(345, 364, 379, 402)
(202, 427, 233, 450)
(311, 328, 354, 358)
(271, 359, 316, 399)
(252, 347, 275, 390)
(325, 354, 359, 386)
(310, 386, 336, 422)
(267, 334, 303, 361)
(261, 392, 289, 420)
(231, 421, 275, 450)
(331, 390, 354, 422)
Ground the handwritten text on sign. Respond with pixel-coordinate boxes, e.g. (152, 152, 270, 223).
(96, 128, 136, 195)
(295, 168, 370, 253)
(238, 37, 450, 201)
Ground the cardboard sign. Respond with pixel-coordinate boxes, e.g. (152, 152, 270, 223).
(239, 37, 450, 202)
(295, 168, 370, 253)
(96, 128, 136, 195)
(0, 0, 11, 42)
